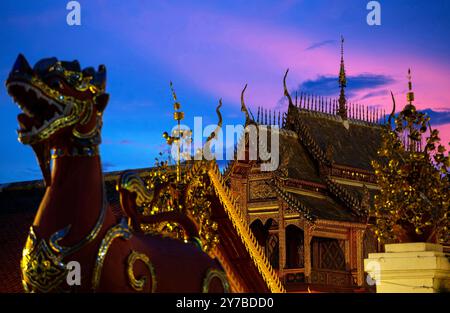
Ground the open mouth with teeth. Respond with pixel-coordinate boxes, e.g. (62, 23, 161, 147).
(5, 54, 98, 146)
(6, 53, 108, 146)
(5, 54, 107, 185)
(8, 80, 71, 144)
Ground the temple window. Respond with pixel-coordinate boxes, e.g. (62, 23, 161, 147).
(311, 237, 346, 271)
(285, 225, 304, 269)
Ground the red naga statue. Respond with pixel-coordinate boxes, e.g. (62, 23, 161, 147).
(6, 54, 228, 293)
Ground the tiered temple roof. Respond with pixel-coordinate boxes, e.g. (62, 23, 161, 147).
(225, 39, 384, 227)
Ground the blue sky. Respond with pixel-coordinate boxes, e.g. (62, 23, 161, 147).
(1, 0, 450, 183)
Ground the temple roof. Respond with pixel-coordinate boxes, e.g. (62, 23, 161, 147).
(277, 130, 322, 183)
(230, 74, 386, 226)
(298, 110, 383, 171)
(287, 191, 358, 222)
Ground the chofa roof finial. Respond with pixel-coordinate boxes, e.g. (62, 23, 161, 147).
(241, 84, 252, 126)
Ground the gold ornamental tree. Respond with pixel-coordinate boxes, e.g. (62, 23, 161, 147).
(371, 71, 449, 244)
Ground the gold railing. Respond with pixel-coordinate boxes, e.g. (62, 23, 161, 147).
(281, 268, 306, 284)
(310, 268, 355, 287)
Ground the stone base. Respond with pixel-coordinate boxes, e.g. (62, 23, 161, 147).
(364, 243, 450, 293)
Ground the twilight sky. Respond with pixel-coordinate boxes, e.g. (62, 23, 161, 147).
(0, 0, 449, 183)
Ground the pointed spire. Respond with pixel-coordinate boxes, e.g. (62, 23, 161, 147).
(299, 92, 304, 108)
(338, 36, 348, 119)
(406, 68, 415, 108)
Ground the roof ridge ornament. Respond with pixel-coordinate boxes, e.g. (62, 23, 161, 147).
(163, 81, 185, 182)
(240, 84, 252, 126)
(283, 69, 294, 108)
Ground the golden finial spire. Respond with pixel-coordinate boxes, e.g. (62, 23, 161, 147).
(406, 68, 415, 105)
(338, 35, 347, 119)
(163, 81, 185, 182)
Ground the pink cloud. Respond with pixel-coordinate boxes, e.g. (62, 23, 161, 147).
(435, 123, 450, 148)
(95, 2, 449, 144)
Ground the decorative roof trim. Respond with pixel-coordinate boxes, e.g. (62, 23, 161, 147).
(290, 110, 331, 165)
(325, 176, 366, 217)
(270, 177, 316, 222)
(207, 162, 286, 293)
(296, 108, 385, 127)
(287, 109, 373, 218)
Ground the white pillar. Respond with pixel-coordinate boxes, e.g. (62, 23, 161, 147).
(364, 243, 450, 293)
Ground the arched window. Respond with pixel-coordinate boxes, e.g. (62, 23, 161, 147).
(285, 225, 304, 268)
(266, 233, 279, 269)
(250, 219, 266, 247)
(250, 218, 279, 269)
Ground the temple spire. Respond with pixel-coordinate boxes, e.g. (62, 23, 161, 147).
(404, 68, 417, 151)
(338, 36, 348, 119)
(406, 68, 415, 108)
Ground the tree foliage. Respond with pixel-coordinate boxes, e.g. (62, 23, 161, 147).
(371, 101, 449, 243)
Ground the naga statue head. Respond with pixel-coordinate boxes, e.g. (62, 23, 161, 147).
(6, 54, 109, 185)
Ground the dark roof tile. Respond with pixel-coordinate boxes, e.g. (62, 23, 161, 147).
(299, 113, 383, 171)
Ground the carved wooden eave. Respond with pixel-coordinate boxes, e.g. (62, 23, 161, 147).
(207, 161, 286, 293)
(268, 174, 367, 226)
(330, 164, 377, 184)
(325, 176, 366, 218)
(269, 177, 316, 223)
(282, 178, 327, 193)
